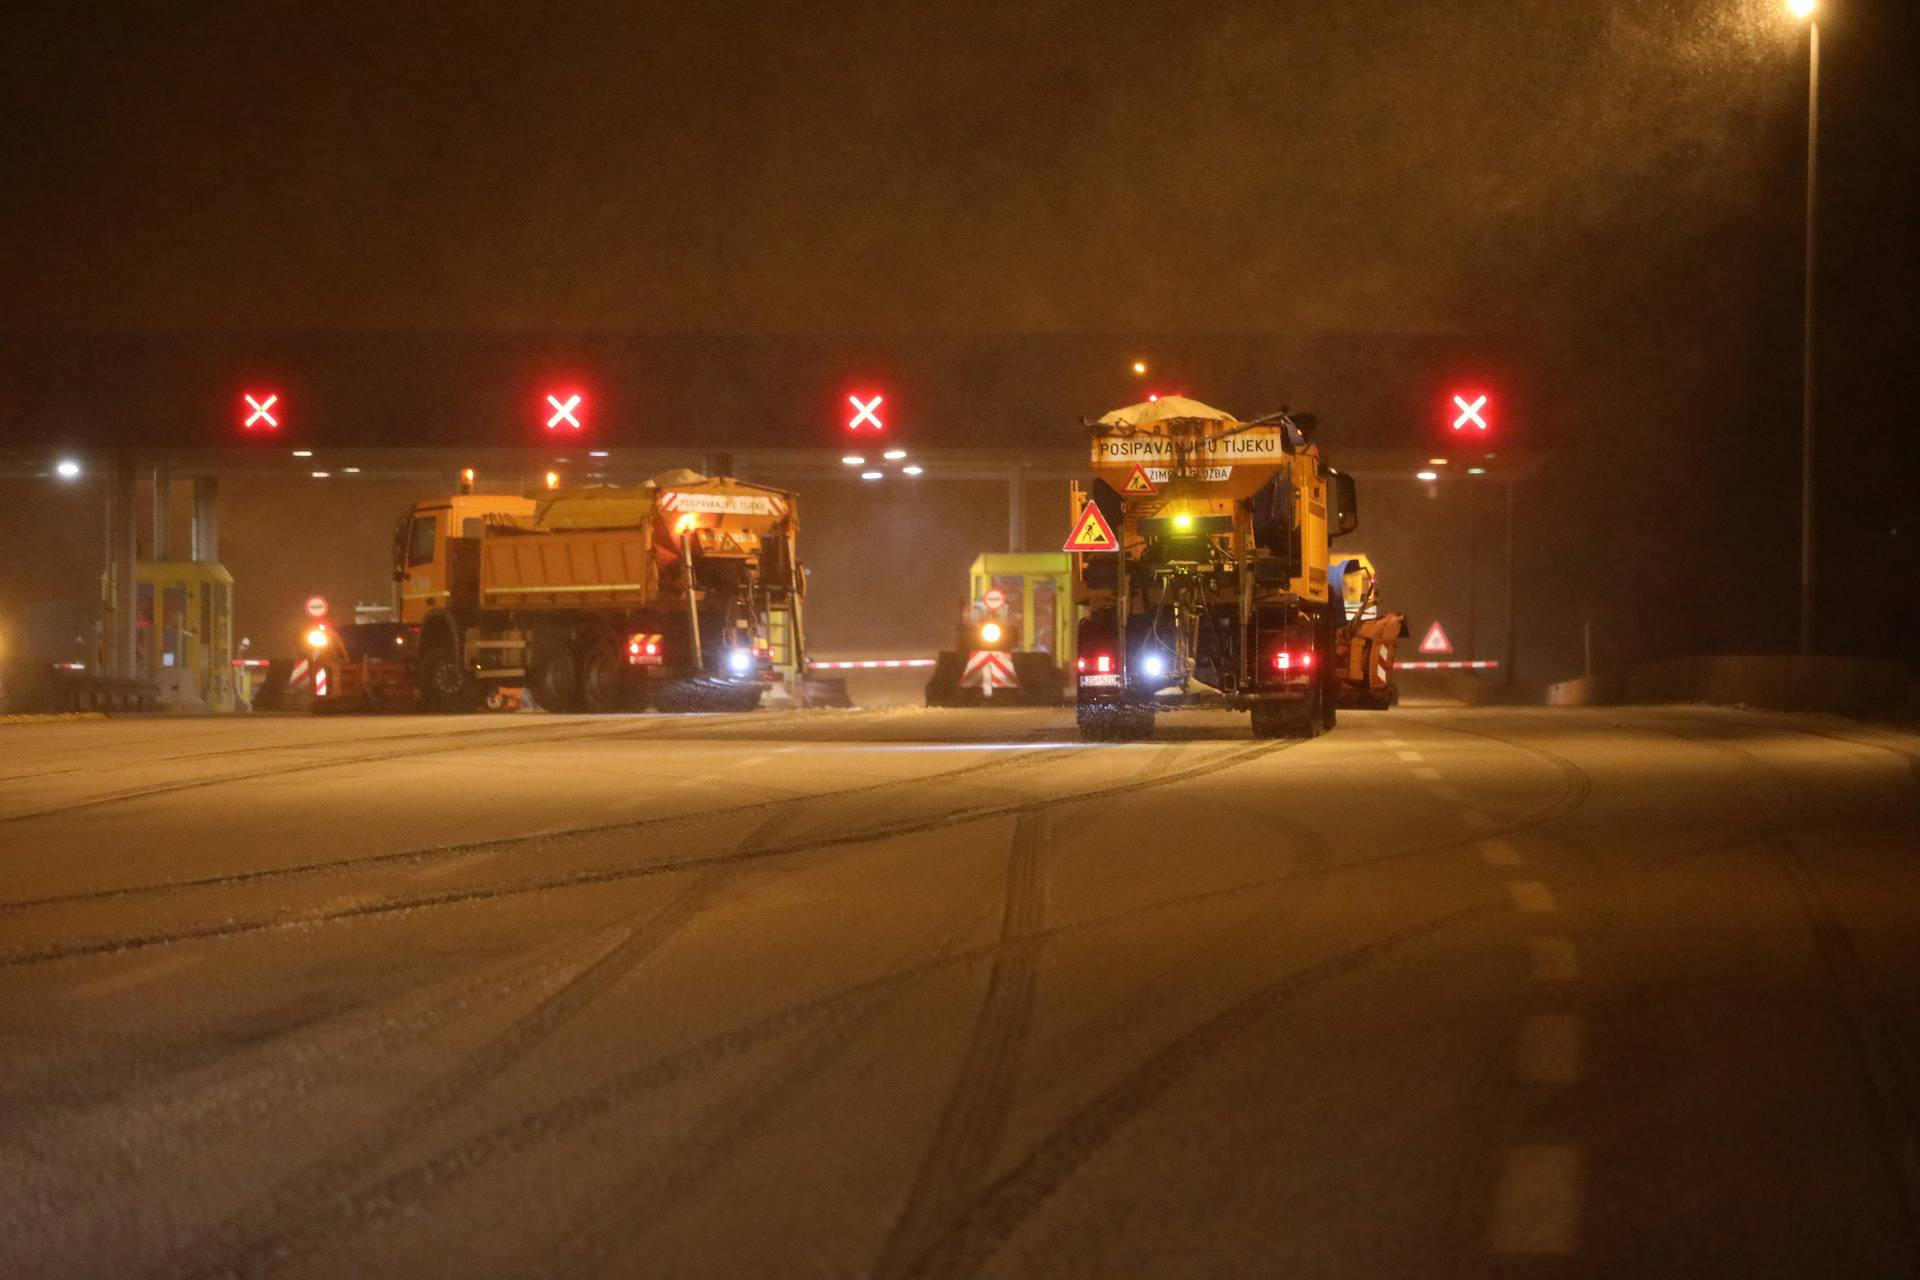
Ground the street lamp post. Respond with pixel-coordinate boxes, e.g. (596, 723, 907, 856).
(1792, 0, 1819, 654)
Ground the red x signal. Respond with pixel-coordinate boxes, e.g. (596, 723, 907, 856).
(545, 392, 584, 431)
(1450, 391, 1489, 432)
(241, 391, 280, 431)
(847, 393, 884, 432)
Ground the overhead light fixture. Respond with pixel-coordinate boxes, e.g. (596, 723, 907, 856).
(292, 449, 313, 458)
(311, 470, 331, 479)
(589, 450, 609, 458)
(54, 459, 82, 480)
(842, 455, 865, 466)
(1428, 457, 1448, 466)
(882, 449, 907, 461)
(1415, 470, 1439, 482)
(860, 471, 883, 481)
(342, 466, 361, 474)
(901, 465, 923, 476)
(1467, 466, 1487, 476)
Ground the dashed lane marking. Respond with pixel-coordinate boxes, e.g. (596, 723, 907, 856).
(1394, 750, 1424, 763)
(1528, 936, 1579, 982)
(1476, 838, 1525, 867)
(1506, 880, 1557, 913)
(1515, 1013, 1584, 1084)
(1412, 766, 1442, 781)
(1383, 738, 1408, 748)
(1489, 1144, 1582, 1255)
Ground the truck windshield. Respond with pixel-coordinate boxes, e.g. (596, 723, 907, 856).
(406, 514, 437, 566)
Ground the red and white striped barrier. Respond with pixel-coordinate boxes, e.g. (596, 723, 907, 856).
(805, 656, 1501, 673)
(807, 659, 937, 671)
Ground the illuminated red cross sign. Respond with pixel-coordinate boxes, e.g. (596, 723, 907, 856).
(1451, 393, 1489, 431)
(243, 392, 279, 431)
(545, 393, 583, 430)
(847, 393, 884, 432)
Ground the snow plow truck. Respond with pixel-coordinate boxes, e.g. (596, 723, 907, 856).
(309, 469, 805, 713)
(1069, 397, 1367, 740)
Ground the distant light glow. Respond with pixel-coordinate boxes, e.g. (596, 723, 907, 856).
(311, 470, 330, 478)
(1468, 466, 1487, 475)
(1416, 470, 1440, 482)
(882, 449, 907, 460)
(342, 466, 360, 474)
(860, 470, 883, 480)
(545, 471, 560, 489)
(902, 465, 923, 476)
(842, 455, 866, 465)
(589, 450, 609, 458)
(292, 450, 313, 458)
(1428, 457, 1448, 466)
(305, 627, 329, 650)
(1788, 0, 1815, 16)
(54, 459, 82, 480)
(1132, 360, 1148, 375)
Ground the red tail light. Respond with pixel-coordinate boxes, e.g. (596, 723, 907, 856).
(1096, 654, 1113, 673)
(1274, 650, 1315, 672)
(627, 634, 665, 666)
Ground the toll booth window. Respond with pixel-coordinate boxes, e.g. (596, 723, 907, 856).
(406, 515, 438, 566)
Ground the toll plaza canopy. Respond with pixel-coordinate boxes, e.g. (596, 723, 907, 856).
(0, 330, 1543, 453)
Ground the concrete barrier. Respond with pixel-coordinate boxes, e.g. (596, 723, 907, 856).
(1546, 655, 1917, 723)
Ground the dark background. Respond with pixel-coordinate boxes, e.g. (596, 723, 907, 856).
(2, 0, 1913, 675)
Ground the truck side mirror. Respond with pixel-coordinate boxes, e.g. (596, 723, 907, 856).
(1332, 472, 1359, 537)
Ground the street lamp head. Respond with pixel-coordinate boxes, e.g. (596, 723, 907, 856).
(54, 458, 82, 480)
(1788, 0, 1815, 18)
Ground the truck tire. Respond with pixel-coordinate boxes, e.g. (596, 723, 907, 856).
(419, 640, 482, 714)
(530, 640, 580, 713)
(576, 635, 625, 714)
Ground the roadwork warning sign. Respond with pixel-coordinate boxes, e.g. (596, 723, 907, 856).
(1064, 500, 1119, 552)
(1122, 464, 1158, 495)
(1418, 620, 1453, 655)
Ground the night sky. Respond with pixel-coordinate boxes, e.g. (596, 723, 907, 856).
(2, 0, 1915, 668)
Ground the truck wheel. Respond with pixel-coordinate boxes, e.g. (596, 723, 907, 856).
(576, 636, 626, 714)
(419, 642, 481, 713)
(1250, 702, 1286, 739)
(530, 641, 580, 713)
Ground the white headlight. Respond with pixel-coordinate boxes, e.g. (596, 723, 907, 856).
(727, 650, 752, 674)
(1142, 654, 1166, 678)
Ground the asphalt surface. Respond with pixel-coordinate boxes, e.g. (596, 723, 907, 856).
(3, 704, 1919, 1279)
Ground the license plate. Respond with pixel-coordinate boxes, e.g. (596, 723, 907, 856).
(1079, 673, 1121, 687)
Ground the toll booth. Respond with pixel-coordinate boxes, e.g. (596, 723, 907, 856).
(132, 561, 236, 711)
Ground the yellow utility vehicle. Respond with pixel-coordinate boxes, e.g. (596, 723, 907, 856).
(1069, 397, 1361, 739)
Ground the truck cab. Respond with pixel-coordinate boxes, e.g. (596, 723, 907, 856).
(393, 494, 537, 624)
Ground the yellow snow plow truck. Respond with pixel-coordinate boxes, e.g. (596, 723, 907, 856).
(313, 469, 805, 713)
(1068, 397, 1363, 740)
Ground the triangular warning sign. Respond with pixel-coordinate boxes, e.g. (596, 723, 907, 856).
(1122, 464, 1158, 495)
(1064, 500, 1119, 552)
(1418, 620, 1453, 655)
